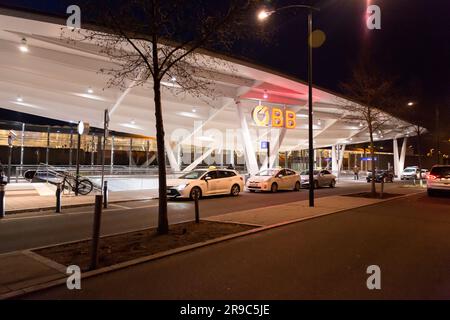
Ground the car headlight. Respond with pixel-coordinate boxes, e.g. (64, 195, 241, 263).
(176, 184, 189, 191)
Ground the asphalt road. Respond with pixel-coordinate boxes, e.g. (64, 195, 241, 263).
(24, 191, 450, 299)
(0, 180, 370, 253)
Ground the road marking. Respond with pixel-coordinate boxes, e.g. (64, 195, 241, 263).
(1, 203, 167, 222)
(110, 203, 132, 210)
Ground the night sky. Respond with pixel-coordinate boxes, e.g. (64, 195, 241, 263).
(0, 0, 449, 133)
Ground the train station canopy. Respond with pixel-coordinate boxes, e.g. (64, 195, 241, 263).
(0, 9, 416, 173)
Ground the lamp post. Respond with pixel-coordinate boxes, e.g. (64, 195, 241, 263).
(75, 121, 85, 196)
(258, 5, 320, 207)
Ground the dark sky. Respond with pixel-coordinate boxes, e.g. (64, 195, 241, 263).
(0, 0, 449, 132)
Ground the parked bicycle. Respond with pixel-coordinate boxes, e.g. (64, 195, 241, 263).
(62, 174, 94, 195)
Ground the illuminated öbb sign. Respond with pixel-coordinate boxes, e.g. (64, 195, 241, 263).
(252, 105, 296, 129)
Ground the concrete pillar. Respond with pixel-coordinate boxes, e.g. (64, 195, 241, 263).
(110, 135, 115, 168)
(20, 123, 25, 176)
(46, 126, 50, 166)
(236, 100, 259, 175)
(393, 138, 407, 177)
(331, 145, 338, 175)
(129, 138, 133, 167)
(90, 135, 95, 166)
(69, 129, 73, 166)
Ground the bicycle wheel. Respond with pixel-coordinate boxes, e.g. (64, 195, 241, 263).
(77, 179, 93, 195)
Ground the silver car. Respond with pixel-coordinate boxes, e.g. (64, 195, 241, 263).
(300, 169, 337, 188)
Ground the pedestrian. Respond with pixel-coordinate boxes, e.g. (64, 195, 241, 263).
(353, 165, 360, 180)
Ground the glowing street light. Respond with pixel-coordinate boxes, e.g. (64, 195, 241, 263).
(408, 102, 414, 106)
(257, 10, 273, 20)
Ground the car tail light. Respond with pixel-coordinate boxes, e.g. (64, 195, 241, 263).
(428, 174, 438, 180)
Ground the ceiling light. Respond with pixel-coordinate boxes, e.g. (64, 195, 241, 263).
(317, 119, 322, 126)
(192, 108, 197, 113)
(130, 119, 136, 125)
(263, 90, 269, 99)
(296, 113, 308, 118)
(359, 122, 363, 127)
(19, 38, 29, 53)
(87, 87, 94, 94)
(407, 102, 414, 106)
(170, 76, 177, 82)
(16, 96, 23, 102)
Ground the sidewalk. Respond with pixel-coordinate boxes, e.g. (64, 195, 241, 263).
(0, 184, 425, 299)
(4, 183, 158, 214)
(205, 183, 423, 227)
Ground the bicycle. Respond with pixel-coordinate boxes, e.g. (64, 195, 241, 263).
(62, 174, 93, 195)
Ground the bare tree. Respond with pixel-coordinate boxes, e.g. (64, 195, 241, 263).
(62, 0, 266, 234)
(339, 62, 397, 196)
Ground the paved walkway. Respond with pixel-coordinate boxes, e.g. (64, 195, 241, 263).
(0, 185, 424, 299)
(4, 183, 158, 213)
(205, 195, 381, 226)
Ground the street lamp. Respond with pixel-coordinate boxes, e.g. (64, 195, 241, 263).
(75, 121, 85, 196)
(258, 4, 320, 207)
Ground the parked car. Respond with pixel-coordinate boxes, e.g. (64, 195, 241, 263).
(166, 168, 244, 200)
(366, 170, 394, 183)
(401, 167, 428, 180)
(300, 169, 336, 188)
(246, 168, 301, 193)
(427, 165, 450, 196)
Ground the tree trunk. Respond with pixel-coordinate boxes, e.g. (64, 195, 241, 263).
(153, 78, 169, 234)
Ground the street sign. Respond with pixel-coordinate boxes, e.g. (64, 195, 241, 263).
(77, 121, 85, 135)
(261, 141, 269, 149)
(362, 157, 378, 161)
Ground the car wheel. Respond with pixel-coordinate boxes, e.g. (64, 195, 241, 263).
(314, 180, 319, 189)
(230, 184, 240, 196)
(190, 187, 202, 200)
(294, 181, 301, 191)
(329, 179, 336, 188)
(271, 183, 278, 193)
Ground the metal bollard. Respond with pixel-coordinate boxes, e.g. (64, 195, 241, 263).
(90, 194, 103, 271)
(194, 191, 200, 224)
(103, 181, 108, 209)
(0, 185, 5, 218)
(380, 178, 385, 199)
(55, 183, 62, 213)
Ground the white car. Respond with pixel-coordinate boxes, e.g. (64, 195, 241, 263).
(166, 168, 244, 199)
(400, 166, 428, 180)
(246, 168, 301, 193)
(427, 165, 450, 196)
(300, 169, 337, 188)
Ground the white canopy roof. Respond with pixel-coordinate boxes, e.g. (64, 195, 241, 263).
(0, 11, 414, 152)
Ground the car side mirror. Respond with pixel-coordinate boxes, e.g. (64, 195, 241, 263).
(277, 174, 283, 178)
(204, 176, 212, 181)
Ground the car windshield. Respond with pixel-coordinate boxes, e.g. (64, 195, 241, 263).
(256, 170, 279, 176)
(178, 170, 206, 179)
(404, 168, 416, 172)
(300, 170, 319, 175)
(430, 166, 450, 177)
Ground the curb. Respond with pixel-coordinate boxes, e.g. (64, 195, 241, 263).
(2, 190, 425, 300)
